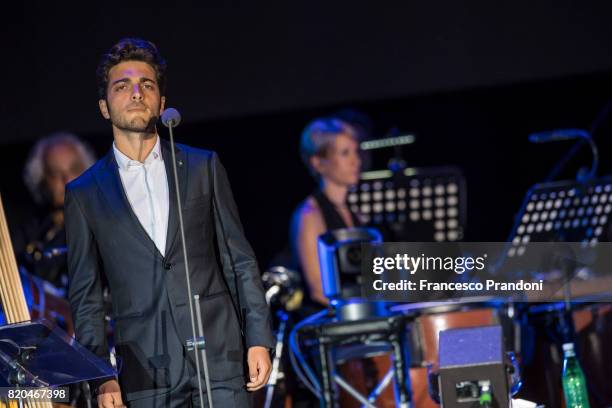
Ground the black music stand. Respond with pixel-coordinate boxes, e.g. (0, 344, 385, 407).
(504, 176, 612, 405)
(505, 175, 612, 303)
(507, 176, 612, 251)
(298, 314, 412, 408)
(348, 166, 467, 242)
(0, 320, 116, 396)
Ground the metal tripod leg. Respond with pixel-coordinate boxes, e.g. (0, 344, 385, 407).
(319, 341, 334, 407)
(390, 330, 412, 408)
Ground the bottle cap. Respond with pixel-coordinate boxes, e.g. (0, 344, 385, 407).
(562, 342, 575, 352)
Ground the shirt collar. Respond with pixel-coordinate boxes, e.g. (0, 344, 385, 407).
(113, 136, 163, 171)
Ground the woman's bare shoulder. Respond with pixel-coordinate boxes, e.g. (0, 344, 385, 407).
(294, 196, 325, 229)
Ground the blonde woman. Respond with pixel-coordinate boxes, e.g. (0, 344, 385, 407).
(290, 117, 362, 308)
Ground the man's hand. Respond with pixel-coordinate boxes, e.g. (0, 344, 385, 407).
(97, 379, 126, 408)
(246, 346, 272, 391)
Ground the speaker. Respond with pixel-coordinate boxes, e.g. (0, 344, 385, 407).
(438, 325, 509, 407)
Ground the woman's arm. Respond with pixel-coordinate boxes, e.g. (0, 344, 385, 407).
(295, 201, 329, 305)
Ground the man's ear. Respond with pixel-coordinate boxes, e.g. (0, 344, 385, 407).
(310, 155, 324, 175)
(99, 99, 110, 120)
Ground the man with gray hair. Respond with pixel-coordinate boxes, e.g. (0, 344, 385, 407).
(16, 132, 96, 291)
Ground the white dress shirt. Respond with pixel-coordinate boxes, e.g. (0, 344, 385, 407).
(113, 136, 169, 256)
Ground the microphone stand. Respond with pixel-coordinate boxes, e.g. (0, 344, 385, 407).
(165, 114, 214, 408)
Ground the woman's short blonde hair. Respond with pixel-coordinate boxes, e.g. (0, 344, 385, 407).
(300, 117, 358, 178)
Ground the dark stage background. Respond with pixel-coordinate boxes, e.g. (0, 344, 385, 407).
(2, 2, 612, 268)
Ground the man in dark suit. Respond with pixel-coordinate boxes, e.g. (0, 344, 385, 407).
(65, 38, 274, 407)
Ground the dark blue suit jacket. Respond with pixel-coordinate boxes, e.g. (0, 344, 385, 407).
(65, 139, 274, 401)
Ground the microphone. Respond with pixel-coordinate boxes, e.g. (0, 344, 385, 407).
(161, 108, 182, 128)
(528, 128, 589, 143)
(529, 128, 599, 183)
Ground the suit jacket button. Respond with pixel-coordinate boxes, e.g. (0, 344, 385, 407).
(164, 262, 172, 270)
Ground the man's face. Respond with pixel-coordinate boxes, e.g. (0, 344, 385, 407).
(44, 143, 87, 208)
(99, 60, 165, 133)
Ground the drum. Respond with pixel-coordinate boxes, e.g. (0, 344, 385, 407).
(573, 303, 612, 407)
(394, 298, 511, 408)
(336, 343, 397, 408)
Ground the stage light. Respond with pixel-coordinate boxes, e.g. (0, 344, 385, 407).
(448, 230, 459, 240)
(360, 134, 415, 150)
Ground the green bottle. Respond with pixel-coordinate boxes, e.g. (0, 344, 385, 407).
(562, 343, 591, 408)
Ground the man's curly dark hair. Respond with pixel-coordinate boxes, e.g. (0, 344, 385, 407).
(96, 38, 167, 99)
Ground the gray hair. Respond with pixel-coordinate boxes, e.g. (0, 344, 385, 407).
(23, 132, 96, 205)
(300, 117, 358, 178)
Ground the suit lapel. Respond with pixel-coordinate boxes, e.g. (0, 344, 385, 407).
(93, 149, 159, 258)
(161, 139, 187, 256)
